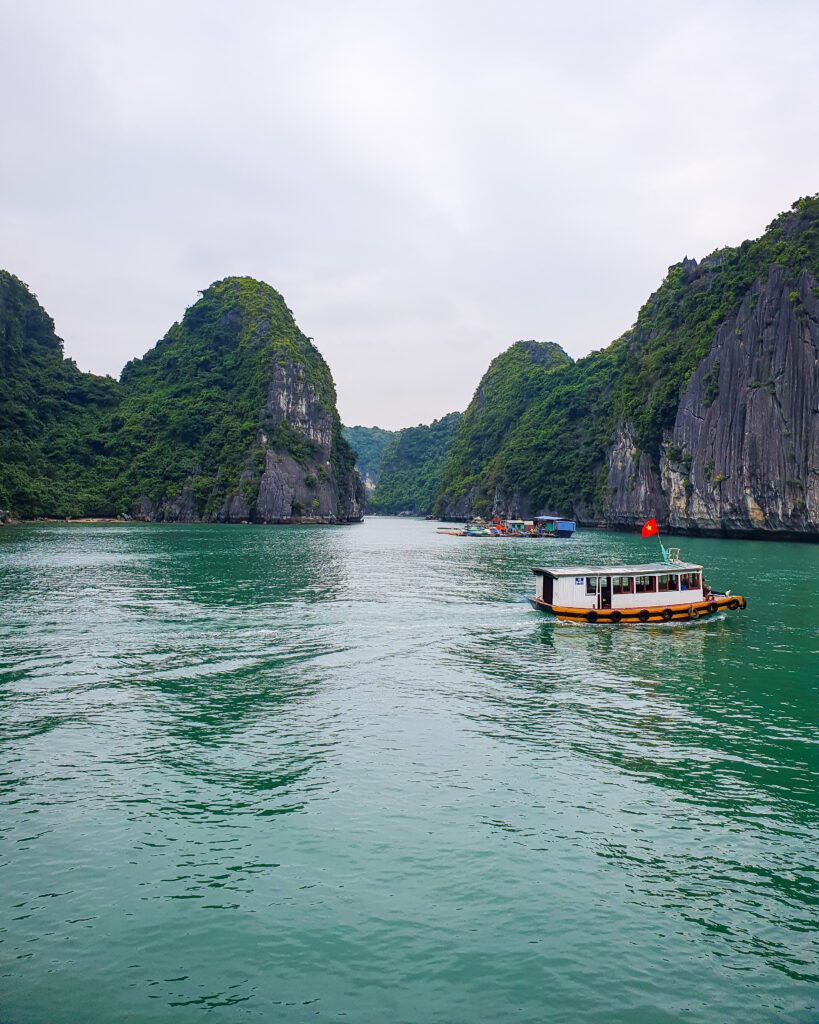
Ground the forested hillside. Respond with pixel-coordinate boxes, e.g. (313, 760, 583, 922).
(435, 340, 572, 516)
(342, 425, 396, 492)
(0, 272, 119, 518)
(3, 195, 817, 534)
(0, 275, 362, 523)
(436, 195, 819, 535)
(368, 413, 462, 515)
(112, 277, 360, 522)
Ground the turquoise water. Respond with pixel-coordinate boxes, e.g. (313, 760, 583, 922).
(0, 519, 817, 1024)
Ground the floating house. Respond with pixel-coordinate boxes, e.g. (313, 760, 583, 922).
(533, 515, 576, 538)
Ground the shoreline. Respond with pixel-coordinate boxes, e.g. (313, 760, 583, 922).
(430, 516, 819, 543)
(3, 515, 816, 541)
(4, 516, 363, 527)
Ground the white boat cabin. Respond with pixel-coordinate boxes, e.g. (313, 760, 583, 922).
(533, 561, 704, 610)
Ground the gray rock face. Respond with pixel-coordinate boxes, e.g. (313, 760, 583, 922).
(603, 423, 667, 528)
(256, 451, 338, 522)
(140, 487, 197, 523)
(250, 360, 363, 523)
(439, 487, 480, 521)
(439, 485, 539, 522)
(264, 362, 334, 454)
(140, 357, 364, 525)
(603, 265, 819, 534)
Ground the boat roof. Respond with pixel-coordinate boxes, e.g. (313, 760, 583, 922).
(532, 561, 702, 577)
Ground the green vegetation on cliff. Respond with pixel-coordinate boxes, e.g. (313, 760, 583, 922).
(4, 195, 816, 524)
(436, 195, 819, 519)
(342, 425, 396, 489)
(611, 194, 819, 457)
(436, 341, 571, 514)
(113, 277, 355, 517)
(369, 413, 462, 515)
(0, 274, 359, 520)
(0, 272, 119, 518)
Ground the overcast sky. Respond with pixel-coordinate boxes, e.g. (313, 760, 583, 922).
(2, 2, 817, 429)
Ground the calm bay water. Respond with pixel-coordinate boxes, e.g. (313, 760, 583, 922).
(0, 518, 817, 1024)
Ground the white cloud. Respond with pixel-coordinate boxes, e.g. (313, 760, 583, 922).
(1, 0, 817, 427)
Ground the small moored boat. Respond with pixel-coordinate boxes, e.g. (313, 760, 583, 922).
(530, 554, 747, 623)
(438, 516, 576, 539)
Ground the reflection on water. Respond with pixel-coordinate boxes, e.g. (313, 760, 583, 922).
(0, 520, 817, 1023)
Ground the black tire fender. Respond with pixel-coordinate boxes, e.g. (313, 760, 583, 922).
(661, 608, 673, 622)
(586, 610, 598, 623)
(610, 611, 622, 624)
(638, 609, 650, 623)
(728, 598, 739, 610)
(689, 606, 699, 618)
(708, 602, 717, 614)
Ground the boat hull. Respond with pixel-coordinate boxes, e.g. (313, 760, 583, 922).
(529, 595, 747, 623)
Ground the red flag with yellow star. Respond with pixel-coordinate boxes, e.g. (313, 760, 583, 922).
(641, 517, 658, 538)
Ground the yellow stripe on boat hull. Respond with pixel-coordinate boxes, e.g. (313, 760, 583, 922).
(529, 595, 747, 623)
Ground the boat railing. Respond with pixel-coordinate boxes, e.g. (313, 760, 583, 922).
(667, 547, 682, 563)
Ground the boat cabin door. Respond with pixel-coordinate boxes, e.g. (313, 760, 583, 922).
(599, 576, 612, 609)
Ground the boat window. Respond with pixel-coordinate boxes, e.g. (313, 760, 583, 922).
(635, 575, 656, 593)
(658, 574, 679, 592)
(679, 572, 700, 590)
(585, 577, 598, 595)
(612, 575, 634, 594)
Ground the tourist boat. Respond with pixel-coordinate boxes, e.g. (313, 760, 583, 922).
(529, 551, 747, 623)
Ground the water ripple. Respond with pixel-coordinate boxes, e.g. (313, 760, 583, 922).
(0, 520, 817, 1023)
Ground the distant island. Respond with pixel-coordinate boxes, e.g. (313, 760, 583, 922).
(1, 195, 817, 536)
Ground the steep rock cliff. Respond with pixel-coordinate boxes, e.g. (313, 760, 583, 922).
(435, 195, 819, 536)
(119, 278, 363, 523)
(604, 264, 818, 533)
(0, 273, 363, 523)
(602, 422, 666, 528)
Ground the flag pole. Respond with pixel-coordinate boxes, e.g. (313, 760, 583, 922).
(655, 519, 669, 563)
(642, 517, 669, 563)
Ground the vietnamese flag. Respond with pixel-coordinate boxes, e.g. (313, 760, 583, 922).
(641, 517, 658, 538)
